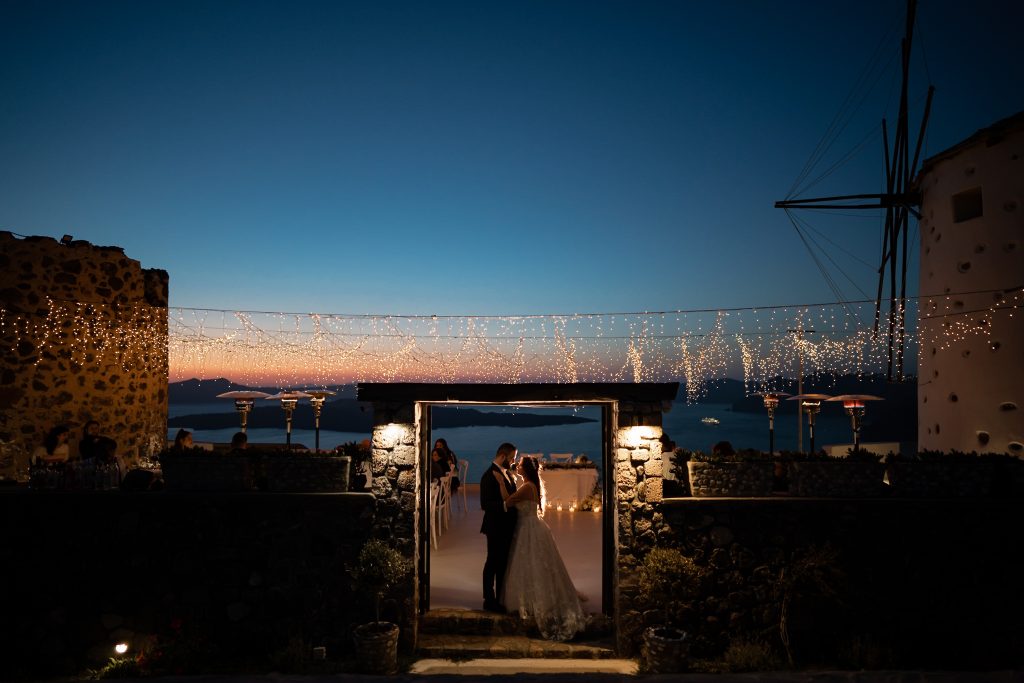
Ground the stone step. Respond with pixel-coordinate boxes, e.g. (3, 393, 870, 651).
(420, 608, 612, 639)
(416, 633, 617, 660)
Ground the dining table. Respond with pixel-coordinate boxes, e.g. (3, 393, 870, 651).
(540, 465, 599, 506)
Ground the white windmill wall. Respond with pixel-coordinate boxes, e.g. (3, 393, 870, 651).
(917, 113, 1024, 455)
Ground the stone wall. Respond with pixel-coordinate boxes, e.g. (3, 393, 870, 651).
(367, 401, 419, 648)
(0, 491, 376, 678)
(611, 401, 666, 652)
(0, 232, 168, 472)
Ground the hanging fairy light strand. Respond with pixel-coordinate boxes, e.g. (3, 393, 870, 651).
(2, 286, 1020, 396)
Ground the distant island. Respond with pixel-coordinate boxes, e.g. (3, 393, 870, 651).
(169, 375, 912, 442)
(168, 378, 597, 432)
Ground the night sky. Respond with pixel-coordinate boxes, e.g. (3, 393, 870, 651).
(2, 0, 1021, 317)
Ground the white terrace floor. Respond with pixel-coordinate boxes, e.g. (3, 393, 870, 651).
(429, 483, 604, 614)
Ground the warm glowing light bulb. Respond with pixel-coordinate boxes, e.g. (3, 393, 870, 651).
(114, 643, 128, 655)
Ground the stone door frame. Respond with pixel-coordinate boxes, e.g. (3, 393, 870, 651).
(414, 398, 616, 617)
(356, 382, 678, 652)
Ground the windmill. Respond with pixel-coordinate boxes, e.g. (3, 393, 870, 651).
(775, 0, 932, 382)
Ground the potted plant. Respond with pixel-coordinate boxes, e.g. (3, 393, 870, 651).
(349, 539, 411, 675)
(687, 442, 774, 497)
(637, 547, 702, 673)
(788, 448, 885, 497)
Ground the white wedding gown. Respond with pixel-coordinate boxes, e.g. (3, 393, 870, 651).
(501, 498, 588, 641)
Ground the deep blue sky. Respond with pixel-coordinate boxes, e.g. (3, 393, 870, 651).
(2, 0, 1021, 316)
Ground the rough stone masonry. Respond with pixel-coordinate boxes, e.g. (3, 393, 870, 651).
(0, 232, 168, 472)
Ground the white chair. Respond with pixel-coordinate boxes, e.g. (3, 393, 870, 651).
(521, 452, 544, 463)
(438, 473, 453, 533)
(429, 481, 441, 549)
(548, 452, 573, 464)
(457, 459, 469, 514)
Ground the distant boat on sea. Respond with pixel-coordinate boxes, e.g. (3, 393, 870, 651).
(701, 417, 720, 425)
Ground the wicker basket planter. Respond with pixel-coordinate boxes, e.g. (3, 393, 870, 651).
(641, 626, 689, 673)
(353, 621, 399, 675)
(160, 455, 254, 491)
(687, 461, 774, 497)
(263, 455, 350, 492)
(789, 461, 885, 497)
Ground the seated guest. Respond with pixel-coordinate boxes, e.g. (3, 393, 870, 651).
(79, 420, 103, 460)
(430, 448, 447, 481)
(230, 432, 248, 452)
(94, 436, 119, 464)
(33, 425, 71, 464)
(173, 429, 193, 450)
(434, 438, 460, 494)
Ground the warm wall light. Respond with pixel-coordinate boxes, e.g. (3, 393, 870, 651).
(621, 425, 658, 448)
(114, 642, 128, 655)
(384, 423, 405, 440)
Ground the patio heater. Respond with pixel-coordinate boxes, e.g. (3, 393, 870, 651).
(302, 389, 336, 452)
(265, 391, 311, 448)
(787, 394, 832, 454)
(827, 395, 884, 452)
(753, 391, 790, 455)
(215, 390, 271, 433)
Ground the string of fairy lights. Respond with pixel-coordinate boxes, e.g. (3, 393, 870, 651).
(1, 285, 1020, 398)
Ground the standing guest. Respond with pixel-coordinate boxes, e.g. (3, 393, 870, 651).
(33, 425, 71, 464)
(173, 429, 193, 450)
(230, 432, 248, 452)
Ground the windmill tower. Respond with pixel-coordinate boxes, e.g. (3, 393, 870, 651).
(775, 0, 932, 383)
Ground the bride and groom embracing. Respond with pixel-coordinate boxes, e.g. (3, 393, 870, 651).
(480, 442, 588, 641)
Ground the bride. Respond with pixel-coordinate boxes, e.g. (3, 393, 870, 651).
(492, 455, 587, 641)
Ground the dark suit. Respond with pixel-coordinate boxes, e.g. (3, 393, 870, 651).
(480, 462, 517, 607)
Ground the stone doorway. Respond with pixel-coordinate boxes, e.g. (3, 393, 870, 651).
(420, 400, 607, 615)
(356, 382, 678, 653)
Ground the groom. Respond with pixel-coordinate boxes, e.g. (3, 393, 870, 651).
(480, 442, 518, 613)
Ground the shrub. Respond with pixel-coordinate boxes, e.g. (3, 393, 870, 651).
(638, 548, 703, 626)
(350, 539, 412, 624)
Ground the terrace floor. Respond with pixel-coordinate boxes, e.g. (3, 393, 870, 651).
(429, 483, 604, 614)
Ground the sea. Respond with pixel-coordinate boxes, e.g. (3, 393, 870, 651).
(168, 401, 856, 482)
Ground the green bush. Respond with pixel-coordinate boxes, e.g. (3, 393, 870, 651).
(638, 548, 702, 625)
(350, 539, 412, 624)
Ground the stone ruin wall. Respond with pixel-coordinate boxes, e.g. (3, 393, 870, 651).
(0, 232, 169, 473)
